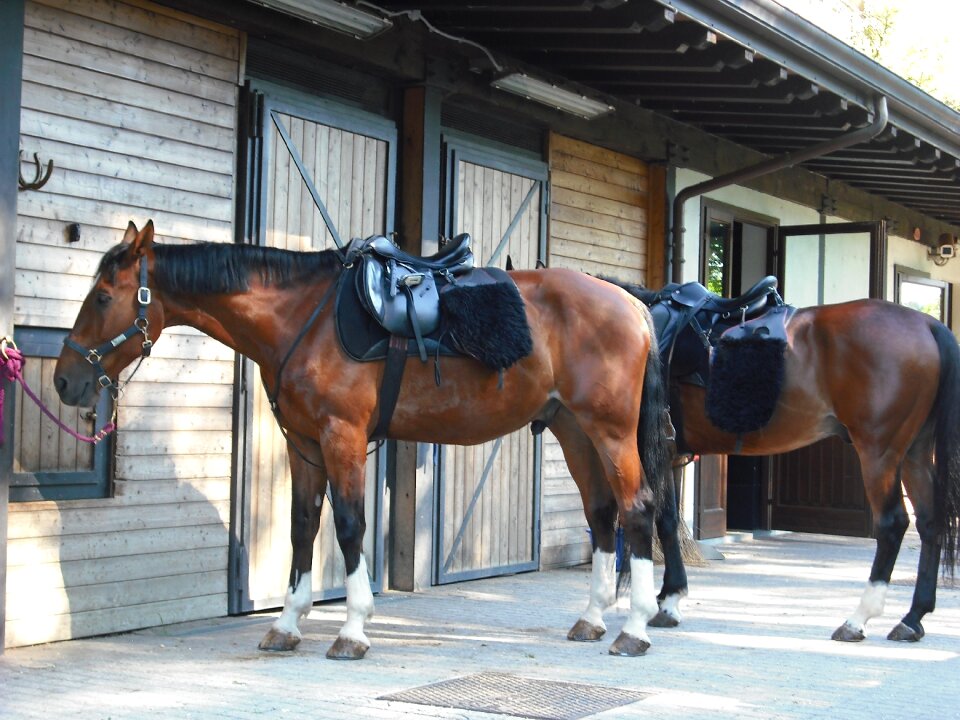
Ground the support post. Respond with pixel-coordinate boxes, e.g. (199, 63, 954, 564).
(390, 85, 442, 591)
(0, 0, 26, 653)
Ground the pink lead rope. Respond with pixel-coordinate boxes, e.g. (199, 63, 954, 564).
(0, 337, 115, 447)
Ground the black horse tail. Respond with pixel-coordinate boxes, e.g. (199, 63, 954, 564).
(931, 321, 960, 575)
(638, 316, 671, 514)
(617, 308, 672, 592)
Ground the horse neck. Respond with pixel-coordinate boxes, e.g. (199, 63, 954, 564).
(158, 276, 338, 370)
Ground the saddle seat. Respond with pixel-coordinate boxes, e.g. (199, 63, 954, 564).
(667, 275, 780, 318)
(347, 233, 474, 272)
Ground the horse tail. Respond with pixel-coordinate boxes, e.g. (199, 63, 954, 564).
(617, 307, 672, 593)
(638, 314, 671, 512)
(930, 321, 960, 574)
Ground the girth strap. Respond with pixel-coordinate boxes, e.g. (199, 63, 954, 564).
(371, 334, 408, 441)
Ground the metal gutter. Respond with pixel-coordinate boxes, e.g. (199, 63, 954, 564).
(670, 95, 889, 282)
(660, 0, 960, 160)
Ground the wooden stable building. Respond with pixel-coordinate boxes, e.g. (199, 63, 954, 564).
(1, 0, 958, 649)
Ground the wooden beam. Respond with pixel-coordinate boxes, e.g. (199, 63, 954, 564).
(391, 86, 443, 592)
(0, 0, 25, 654)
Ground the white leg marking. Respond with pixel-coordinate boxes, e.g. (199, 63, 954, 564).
(580, 549, 617, 628)
(658, 592, 684, 623)
(338, 556, 375, 646)
(272, 570, 313, 638)
(622, 557, 658, 644)
(845, 580, 889, 634)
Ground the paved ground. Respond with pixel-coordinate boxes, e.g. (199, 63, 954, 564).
(2, 531, 959, 720)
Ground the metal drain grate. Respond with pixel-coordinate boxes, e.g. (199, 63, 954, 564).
(379, 671, 650, 720)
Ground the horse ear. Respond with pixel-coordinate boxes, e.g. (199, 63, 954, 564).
(122, 221, 139, 244)
(505, 255, 514, 271)
(130, 220, 155, 258)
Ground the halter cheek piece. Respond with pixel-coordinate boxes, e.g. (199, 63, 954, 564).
(63, 257, 154, 399)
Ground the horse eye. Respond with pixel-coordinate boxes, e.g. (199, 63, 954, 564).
(96, 291, 112, 307)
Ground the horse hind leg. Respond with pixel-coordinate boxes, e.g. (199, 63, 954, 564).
(550, 408, 620, 643)
(322, 421, 375, 660)
(832, 453, 908, 642)
(586, 424, 659, 656)
(889, 434, 941, 642)
(259, 442, 327, 652)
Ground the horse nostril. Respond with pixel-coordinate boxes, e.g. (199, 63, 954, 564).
(55, 375, 67, 395)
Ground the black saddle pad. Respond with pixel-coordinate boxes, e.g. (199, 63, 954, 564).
(335, 264, 458, 362)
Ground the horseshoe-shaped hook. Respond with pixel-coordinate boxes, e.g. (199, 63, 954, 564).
(18, 150, 54, 191)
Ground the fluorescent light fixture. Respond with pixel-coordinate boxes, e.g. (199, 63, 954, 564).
(254, 0, 392, 39)
(492, 73, 614, 119)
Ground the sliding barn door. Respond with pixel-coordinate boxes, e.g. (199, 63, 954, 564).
(435, 136, 546, 584)
(232, 83, 395, 611)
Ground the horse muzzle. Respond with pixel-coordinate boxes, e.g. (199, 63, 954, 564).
(54, 363, 101, 408)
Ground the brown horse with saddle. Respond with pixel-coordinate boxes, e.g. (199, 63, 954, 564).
(609, 275, 960, 644)
(54, 222, 673, 659)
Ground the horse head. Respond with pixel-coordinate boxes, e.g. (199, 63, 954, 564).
(55, 220, 164, 407)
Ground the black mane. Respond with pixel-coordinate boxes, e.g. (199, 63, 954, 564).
(98, 242, 343, 294)
(599, 275, 660, 305)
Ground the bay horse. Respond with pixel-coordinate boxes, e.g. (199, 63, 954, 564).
(612, 277, 960, 643)
(54, 221, 672, 659)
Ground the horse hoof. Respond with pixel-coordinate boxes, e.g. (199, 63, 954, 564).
(887, 622, 924, 642)
(647, 609, 680, 628)
(258, 628, 301, 652)
(326, 636, 369, 660)
(608, 631, 650, 656)
(831, 622, 865, 643)
(567, 619, 606, 642)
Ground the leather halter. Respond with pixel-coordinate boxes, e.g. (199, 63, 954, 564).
(63, 256, 154, 399)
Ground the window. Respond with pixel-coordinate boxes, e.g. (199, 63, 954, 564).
(894, 265, 950, 325)
(2, 328, 112, 502)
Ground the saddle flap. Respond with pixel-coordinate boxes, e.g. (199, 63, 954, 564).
(359, 255, 440, 338)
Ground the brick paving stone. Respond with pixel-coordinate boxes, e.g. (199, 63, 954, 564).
(1, 530, 958, 720)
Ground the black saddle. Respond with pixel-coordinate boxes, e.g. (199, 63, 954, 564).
(641, 275, 794, 453)
(344, 234, 475, 359)
(648, 275, 783, 360)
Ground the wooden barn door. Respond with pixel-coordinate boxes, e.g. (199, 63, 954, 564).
(231, 83, 394, 612)
(434, 135, 547, 584)
(769, 221, 885, 537)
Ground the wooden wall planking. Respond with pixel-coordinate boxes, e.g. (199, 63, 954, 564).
(541, 132, 656, 568)
(6, 0, 240, 648)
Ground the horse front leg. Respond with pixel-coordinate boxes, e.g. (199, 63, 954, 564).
(259, 440, 327, 651)
(322, 422, 374, 660)
(649, 468, 688, 628)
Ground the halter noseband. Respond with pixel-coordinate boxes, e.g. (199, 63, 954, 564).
(63, 256, 154, 399)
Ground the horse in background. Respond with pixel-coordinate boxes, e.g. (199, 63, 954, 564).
(611, 276, 960, 644)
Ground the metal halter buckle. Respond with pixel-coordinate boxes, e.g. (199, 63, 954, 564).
(138, 287, 151, 305)
(98, 375, 112, 389)
(87, 349, 102, 364)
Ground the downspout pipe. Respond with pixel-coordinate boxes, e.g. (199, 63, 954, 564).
(669, 95, 889, 283)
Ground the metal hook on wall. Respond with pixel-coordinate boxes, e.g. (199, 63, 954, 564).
(18, 150, 54, 191)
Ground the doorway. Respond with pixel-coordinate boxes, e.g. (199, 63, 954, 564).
(769, 221, 886, 537)
(697, 201, 777, 538)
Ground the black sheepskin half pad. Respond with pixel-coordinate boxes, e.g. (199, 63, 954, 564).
(705, 335, 786, 435)
(440, 281, 533, 371)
